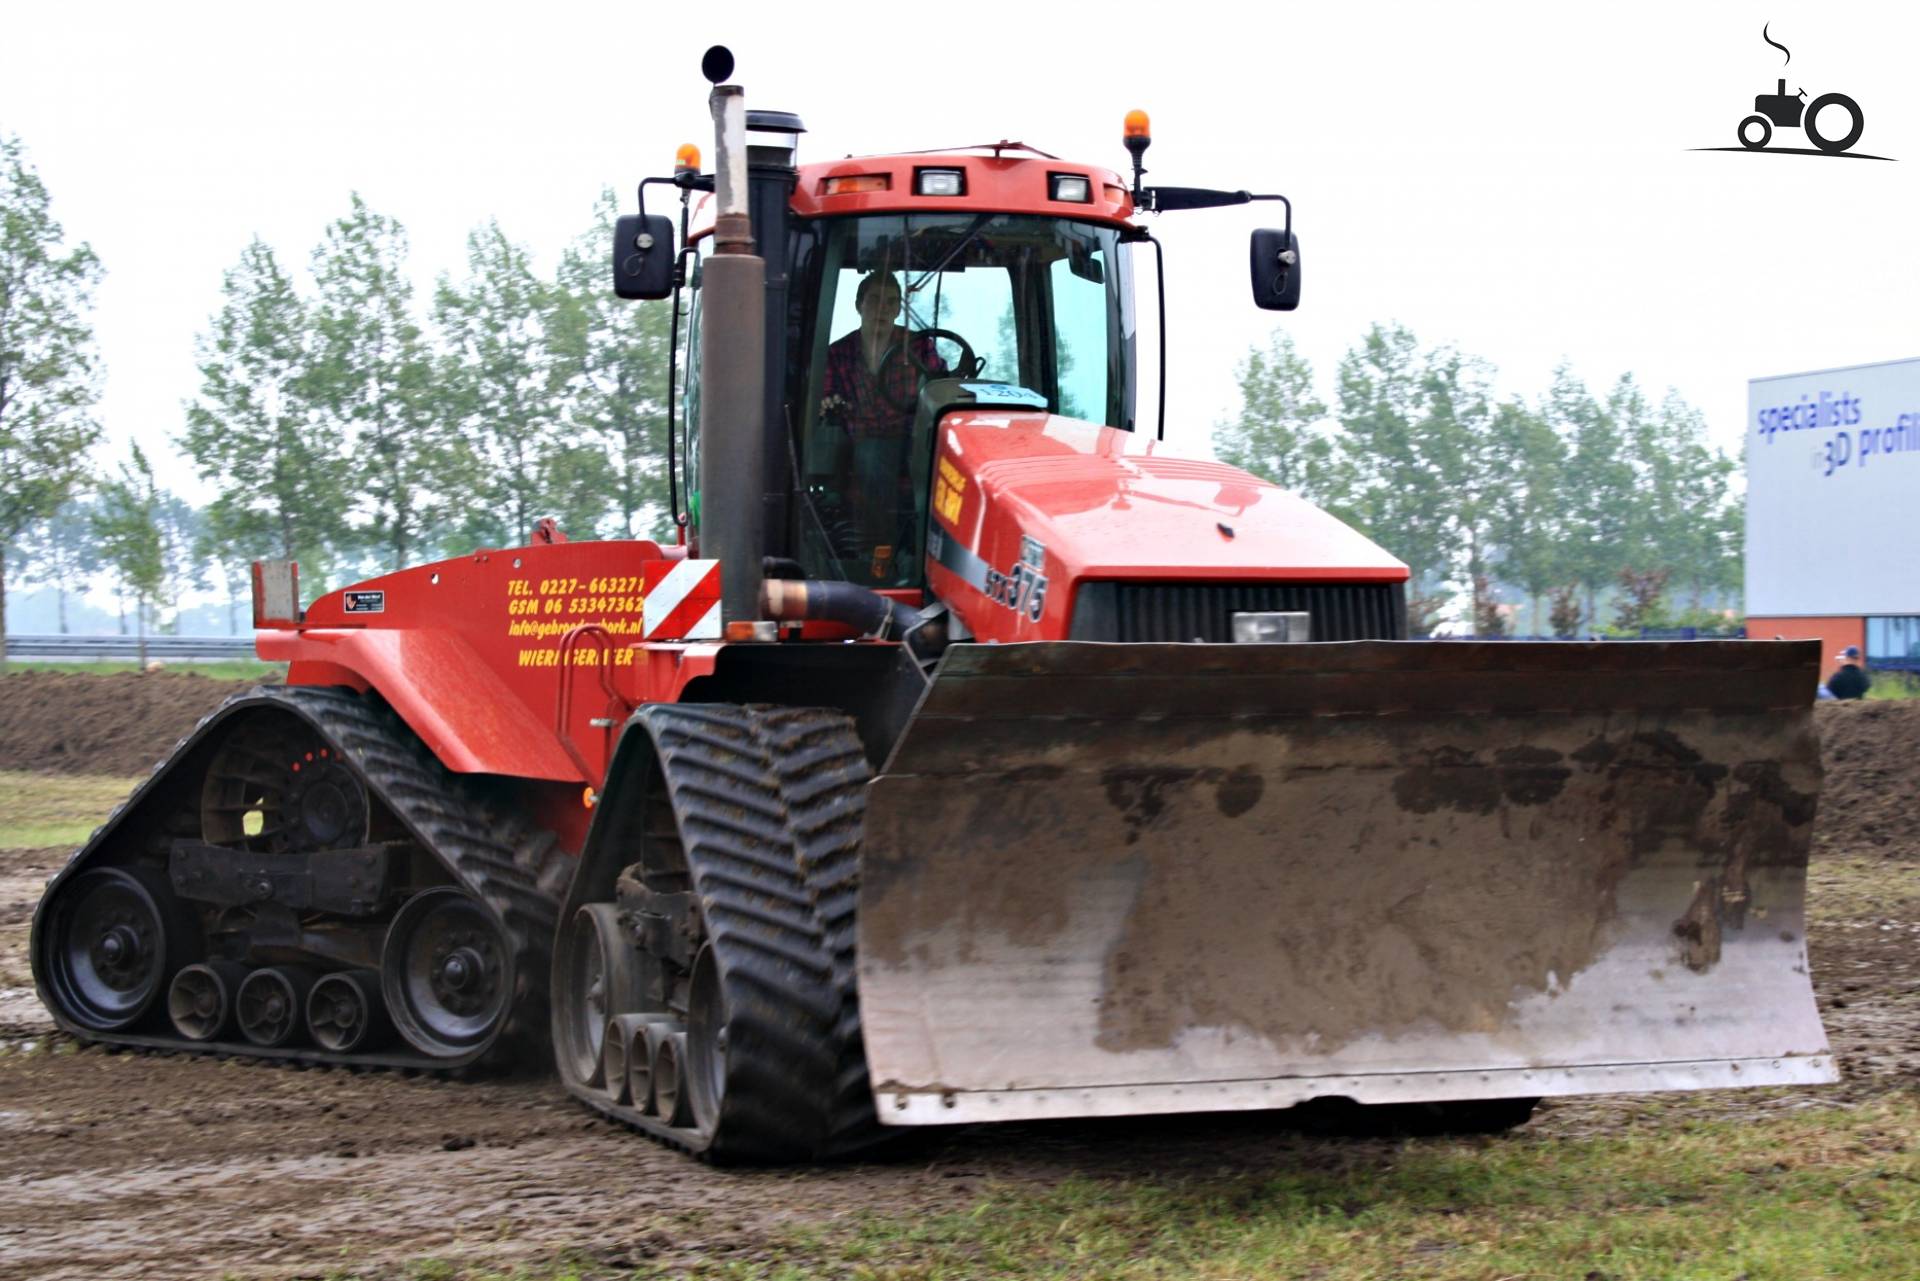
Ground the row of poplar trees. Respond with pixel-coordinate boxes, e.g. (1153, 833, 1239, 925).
(3, 134, 680, 657)
(183, 191, 675, 588)
(4, 128, 1740, 651)
(1213, 327, 1743, 637)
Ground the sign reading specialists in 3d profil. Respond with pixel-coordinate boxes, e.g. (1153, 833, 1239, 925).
(342, 590, 386, 614)
(1746, 357, 1920, 618)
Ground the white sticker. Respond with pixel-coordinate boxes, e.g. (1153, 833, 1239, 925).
(960, 382, 1049, 408)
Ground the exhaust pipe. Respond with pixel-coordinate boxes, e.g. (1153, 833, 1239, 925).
(697, 80, 765, 625)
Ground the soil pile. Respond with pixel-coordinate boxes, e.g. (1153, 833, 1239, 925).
(1813, 699, 1920, 861)
(0, 671, 268, 777)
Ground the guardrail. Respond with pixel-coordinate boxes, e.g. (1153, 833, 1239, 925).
(4, 634, 261, 661)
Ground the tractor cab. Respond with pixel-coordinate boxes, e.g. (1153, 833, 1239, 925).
(788, 208, 1136, 586)
(664, 147, 1145, 589)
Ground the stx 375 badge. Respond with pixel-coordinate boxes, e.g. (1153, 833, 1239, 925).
(984, 535, 1049, 622)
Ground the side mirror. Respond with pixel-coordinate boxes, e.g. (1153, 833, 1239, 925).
(1249, 228, 1302, 311)
(612, 213, 676, 300)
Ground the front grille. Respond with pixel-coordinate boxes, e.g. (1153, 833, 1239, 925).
(1068, 581, 1407, 643)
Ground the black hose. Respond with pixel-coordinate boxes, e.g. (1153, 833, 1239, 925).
(763, 580, 947, 660)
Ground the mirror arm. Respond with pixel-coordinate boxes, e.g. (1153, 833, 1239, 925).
(1245, 193, 1293, 241)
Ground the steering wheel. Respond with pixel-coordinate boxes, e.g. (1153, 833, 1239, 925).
(878, 328, 980, 412)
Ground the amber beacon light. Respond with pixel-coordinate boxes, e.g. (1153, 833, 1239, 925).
(1123, 109, 1152, 197)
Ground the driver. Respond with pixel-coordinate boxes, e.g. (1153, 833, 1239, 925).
(819, 271, 947, 440)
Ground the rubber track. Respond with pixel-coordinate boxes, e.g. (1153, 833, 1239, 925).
(33, 684, 569, 1071)
(571, 704, 880, 1161)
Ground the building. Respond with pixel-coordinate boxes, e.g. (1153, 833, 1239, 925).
(1746, 357, 1920, 672)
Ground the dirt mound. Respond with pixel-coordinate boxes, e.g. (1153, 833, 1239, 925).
(0, 671, 268, 777)
(1813, 699, 1920, 861)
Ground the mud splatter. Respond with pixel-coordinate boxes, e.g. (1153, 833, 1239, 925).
(1673, 879, 1725, 971)
(1493, 745, 1572, 806)
(1213, 767, 1264, 818)
(1391, 746, 1500, 815)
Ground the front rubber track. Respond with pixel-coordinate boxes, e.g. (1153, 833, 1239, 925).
(561, 704, 886, 1161)
(28, 684, 569, 1072)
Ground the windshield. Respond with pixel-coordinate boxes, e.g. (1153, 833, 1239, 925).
(793, 212, 1134, 586)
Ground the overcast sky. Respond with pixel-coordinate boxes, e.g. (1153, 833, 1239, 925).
(4, 1, 1916, 506)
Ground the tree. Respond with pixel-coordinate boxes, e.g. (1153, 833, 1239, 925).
(181, 237, 348, 587)
(1641, 390, 1741, 610)
(1548, 584, 1582, 639)
(1418, 348, 1507, 633)
(93, 443, 167, 666)
(195, 511, 256, 636)
(1548, 365, 1635, 630)
(0, 134, 102, 666)
(549, 193, 674, 540)
(435, 222, 578, 547)
(17, 497, 100, 633)
(310, 195, 454, 570)
(155, 495, 206, 633)
(1613, 566, 1672, 632)
(1332, 324, 1469, 635)
(1486, 400, 1567, 633)
(1213, 329, 1333, 500)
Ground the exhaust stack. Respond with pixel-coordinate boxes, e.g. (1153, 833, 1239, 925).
(696, 73, 765, 625)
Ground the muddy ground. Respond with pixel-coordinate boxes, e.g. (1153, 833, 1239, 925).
(0, 689, 1914, 1280)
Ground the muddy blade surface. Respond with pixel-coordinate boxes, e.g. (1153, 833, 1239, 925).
(857, 640, 1834, 1125)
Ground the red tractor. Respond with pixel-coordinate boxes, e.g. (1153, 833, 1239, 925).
(33, 50, 1833, 1162)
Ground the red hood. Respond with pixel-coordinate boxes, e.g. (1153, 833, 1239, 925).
(926, 411, 1407, 641)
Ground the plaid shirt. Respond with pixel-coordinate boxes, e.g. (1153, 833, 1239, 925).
(821, 328, 947, 439)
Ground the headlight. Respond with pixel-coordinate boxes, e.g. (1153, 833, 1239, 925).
(1232, 611, 1311, 643)
(1050, 174, 1092, 203)
(916, 168, 965, 196)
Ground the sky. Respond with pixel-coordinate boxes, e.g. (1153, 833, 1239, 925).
(4, 1, 1917, 515)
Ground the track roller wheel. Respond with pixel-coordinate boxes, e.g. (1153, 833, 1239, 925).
(555, 903, 639, 1090)
(308, 969, 390, 1053)
(654, 1030, 693, 1127)
(168, 960, 249, 1041)
(684, 944, 729, 1134)
(237, 966, 316, 1047)
(607, 1013, 662, 1109)
(383, 887, 513, 1059)
(40, 868, 186, 1031)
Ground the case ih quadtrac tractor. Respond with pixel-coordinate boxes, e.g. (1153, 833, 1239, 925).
(33, 50, 1833, 1162)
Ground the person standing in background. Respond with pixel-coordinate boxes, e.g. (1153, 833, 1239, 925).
(1828, 646, 1871, 700)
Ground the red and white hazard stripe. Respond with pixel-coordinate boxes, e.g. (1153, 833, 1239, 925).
(642, 559, 722, 640)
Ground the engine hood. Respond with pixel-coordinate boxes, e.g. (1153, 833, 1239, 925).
(925, 411, 1407, 642)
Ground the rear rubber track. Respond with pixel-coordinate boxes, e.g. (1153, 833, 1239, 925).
(31, 683, 570, 1072)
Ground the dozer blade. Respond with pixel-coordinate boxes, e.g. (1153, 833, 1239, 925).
(857, 640, 1834, 1125)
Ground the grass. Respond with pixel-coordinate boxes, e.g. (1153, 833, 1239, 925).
(0, 770, 144, 848)
(1808, 851, 1920, 925)
(1865, 671, 1920, 701)
(360, 1097, 1919, 1281)
(1, 658, 284, 681)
